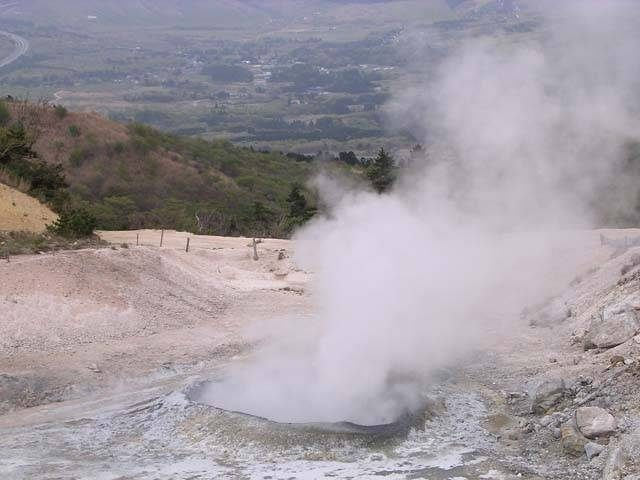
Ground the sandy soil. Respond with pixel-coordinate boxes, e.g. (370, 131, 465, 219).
(0, 183, 58, 233)
(1, 229, 640, 479)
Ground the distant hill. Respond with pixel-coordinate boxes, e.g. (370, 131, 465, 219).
(4, 100, 338, 236)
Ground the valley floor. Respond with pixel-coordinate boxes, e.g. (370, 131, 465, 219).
(0, 230, 639, 479)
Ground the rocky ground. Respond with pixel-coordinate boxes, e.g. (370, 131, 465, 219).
(0, 229, 639, 479)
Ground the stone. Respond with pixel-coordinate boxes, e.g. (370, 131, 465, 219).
(576, 407, 616, 439)
(561, 421, 589, 457)
(484, 413, 524, 441)
(584, 441, 604, 460)
(87, 363, 102, 373)
(539, 415, 554, 427)
(531, 378, 565, 414)
(584, 304, 640, 350)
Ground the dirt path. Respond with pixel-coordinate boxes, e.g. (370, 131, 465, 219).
(0, 30, 29, 69)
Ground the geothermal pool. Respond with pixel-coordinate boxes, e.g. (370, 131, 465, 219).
(0, 372, 511, 480)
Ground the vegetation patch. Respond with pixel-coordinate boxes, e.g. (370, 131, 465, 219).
(0, 230, 106, 257)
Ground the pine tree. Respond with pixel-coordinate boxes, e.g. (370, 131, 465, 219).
(366, 147, 396, 193)
(286, 185, 308, 218)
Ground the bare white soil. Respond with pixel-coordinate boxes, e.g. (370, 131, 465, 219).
(1, 229, 639, 479)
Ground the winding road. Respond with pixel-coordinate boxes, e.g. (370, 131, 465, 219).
(0, 29, 28, 68)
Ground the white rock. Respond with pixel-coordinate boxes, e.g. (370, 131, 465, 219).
(584, 306, 639, 349)
(576, 407, 616, 439)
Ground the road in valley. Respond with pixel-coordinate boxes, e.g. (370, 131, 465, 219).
(0, 30, 28, 68)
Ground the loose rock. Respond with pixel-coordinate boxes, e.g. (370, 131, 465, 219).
(585, 441, 604, 460)
(576, 406, 616, 439)
(561, 421, 589, 457)
(532, 378, 565, 414)
(584, 305, 639, 350)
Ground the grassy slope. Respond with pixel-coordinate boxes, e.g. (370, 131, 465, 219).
(6, 101, 346, 236)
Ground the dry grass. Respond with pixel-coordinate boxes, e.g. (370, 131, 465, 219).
(0, 183, 58, 233)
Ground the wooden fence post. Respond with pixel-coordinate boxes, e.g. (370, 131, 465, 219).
(136, 233, 139, 246)
(160, 229, 164, 247)
(252, 237, 259, 261)
(186, 237, 190, 253)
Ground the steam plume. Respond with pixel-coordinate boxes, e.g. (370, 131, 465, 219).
(201, 1, 640, 425)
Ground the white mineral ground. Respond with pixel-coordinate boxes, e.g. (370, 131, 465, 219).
(1, 228, 639, 479)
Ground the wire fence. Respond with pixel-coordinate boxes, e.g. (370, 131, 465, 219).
(97, 229, 291, 255)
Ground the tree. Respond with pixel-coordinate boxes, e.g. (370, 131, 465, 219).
(339, 151, 358, 165)
(0, 122, 36, 166)
(283, 185, 317, 234)
(252, 201, 273, 236)
(48, 208, 97, 238)
(54, 105, 68, 119)
(366, 147, 396, 193)
(286, 185, 308, 218)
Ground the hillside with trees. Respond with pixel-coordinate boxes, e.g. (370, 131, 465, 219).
(0, 99, 351, 237)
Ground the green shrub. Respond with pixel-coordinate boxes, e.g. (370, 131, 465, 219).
(112, 142, 125, 155)
(68, 124, 81, 137)
(54, 105, 68, 119)
(69, 148, 85, 167)
(48, 208, 97, 238)
(0, 101, 10, 126)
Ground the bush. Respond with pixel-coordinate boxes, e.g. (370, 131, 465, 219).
(28, 161, 68, 202)
(48, 209, 97, 238)
(0, 101, 10, 126)
(69, 148, 85, 167)
(68, 124, 81, 137)
(54, 105, 68, 119)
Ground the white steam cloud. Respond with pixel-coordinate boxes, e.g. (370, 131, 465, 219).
(201, 1, 640, 425)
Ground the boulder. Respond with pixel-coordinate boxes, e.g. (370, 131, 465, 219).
(531, 378, 566, 414)
(584, 305, 639, 350)
(576, 407, 616, 439)
(561, 421, 589, 457)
